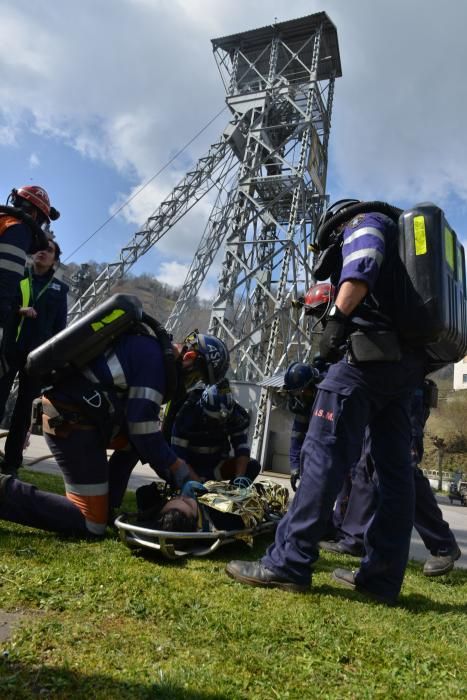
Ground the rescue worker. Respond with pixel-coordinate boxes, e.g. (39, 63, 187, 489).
(0, 329, 230, 537)
(284, 360, 351, 538)
(287, 281, 335, 492)
(0, 185, 53, 373)
(171, 379, 260, 484)
(226, 198, 425, 604)
(321, 380, 461, 576)
(0, 239, 67, 477)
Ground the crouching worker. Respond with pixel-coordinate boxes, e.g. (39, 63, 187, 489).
(0, 297, 230, 537)
(171, 379, 261, 485)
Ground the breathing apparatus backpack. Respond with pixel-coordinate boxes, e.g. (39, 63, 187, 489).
(0, 205, 49, 253)
(26, 293, 178, 403)
(313, 201, 467, 368)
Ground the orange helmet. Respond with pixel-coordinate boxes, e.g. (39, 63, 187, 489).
(303, 282, 335, 316)
(15, 185, 51, 221)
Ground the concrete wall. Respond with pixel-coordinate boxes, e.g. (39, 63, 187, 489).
(453, 356, 467, 390)
(230, 381, 292, 474)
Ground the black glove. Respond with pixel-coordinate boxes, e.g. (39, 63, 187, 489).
(319, 306, 350, 363)
(290, 469, 300, 492)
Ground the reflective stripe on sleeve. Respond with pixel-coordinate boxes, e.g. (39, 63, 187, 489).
(0, 259, 25, 275)
(171, 436, 190, 448)
(0, 243, 27, 260)
(342, 248, 383, 268)
(128, 386, 163, 404)
(344, 226, 385, 246)
(186, 445, 221, 454)
(127, 420, 161, 435)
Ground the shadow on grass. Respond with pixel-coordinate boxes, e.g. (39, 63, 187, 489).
(122, 531, 277, 568)
(315, 583, 467, 613)
(0, 660, 231, 699)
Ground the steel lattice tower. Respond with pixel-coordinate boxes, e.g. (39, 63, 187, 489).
(67, 12, 341, 461)
(200, 14, 341, 455)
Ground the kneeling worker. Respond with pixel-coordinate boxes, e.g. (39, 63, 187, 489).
(0, 312, 230, 537)
(171, 379, 260, 484)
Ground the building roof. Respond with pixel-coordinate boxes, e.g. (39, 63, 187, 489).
(259, 371, 287, 389)
(211, 11, 342, 80)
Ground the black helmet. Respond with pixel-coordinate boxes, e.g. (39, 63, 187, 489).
(182, 331, 230, 384)
(314, 198, 360, 251)
(284, 362, 320, 415)
(284, 362, 320, 392)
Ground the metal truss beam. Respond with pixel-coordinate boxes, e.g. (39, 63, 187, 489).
(67, 135, 236, 323)
(209, 15, 340, 457)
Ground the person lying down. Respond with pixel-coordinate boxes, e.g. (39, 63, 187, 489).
(134, 479, 289, 535)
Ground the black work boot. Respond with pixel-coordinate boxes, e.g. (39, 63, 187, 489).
(226, 560, 308, 593)
(423, 545, 462, 577)
(332, 568, 397, 606)
(320, 540, 364, 557)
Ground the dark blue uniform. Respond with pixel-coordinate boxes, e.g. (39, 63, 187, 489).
(289, 413, 309, 474)
(46, 334, 179, 533)
(0, 267, 68, 473)
(338, 387, 458, 557)
(0, 216, 33, 326)
(261, 212, 425, 602)
(0, 334, 179, 536)
(289, 408, 351, 537)
(171, 391, 258, 482)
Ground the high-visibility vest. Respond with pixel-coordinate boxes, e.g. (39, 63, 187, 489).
(16, 271, 53, 341)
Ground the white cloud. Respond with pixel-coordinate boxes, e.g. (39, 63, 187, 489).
(0, 124, 17, 146)
(156, 259, 219, 301)
(157, 260, 190, 288)
(29, 152, 40, 168)
(2, 0, 467, 261)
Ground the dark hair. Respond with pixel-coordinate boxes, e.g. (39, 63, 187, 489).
(157, 509, 197, 532)
(48, 239, 62, 261)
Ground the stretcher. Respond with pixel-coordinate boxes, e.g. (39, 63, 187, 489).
(114, 513, 280, 560)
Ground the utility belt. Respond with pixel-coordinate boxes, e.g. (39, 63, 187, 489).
(41, 396, 95, 437)
(348, 330, 402, 364)
(41, 395, 130, 449)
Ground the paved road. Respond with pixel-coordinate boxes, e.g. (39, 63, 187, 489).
(8, 434, 467, 570)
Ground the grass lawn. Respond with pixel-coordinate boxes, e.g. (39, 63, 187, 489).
(0, 470, 466, 699)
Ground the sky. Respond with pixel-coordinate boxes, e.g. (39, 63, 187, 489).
(1, 0, 467, 298)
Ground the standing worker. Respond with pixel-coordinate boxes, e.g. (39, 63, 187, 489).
(283, 359, 351, 539)
(321, 380, 461, 576)
(0, 238, 67, 476)
(0, 186, 54, 374)
(226, 199, 426, 605)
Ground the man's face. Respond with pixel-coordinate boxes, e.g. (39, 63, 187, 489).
(33, 241, 56, 269)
